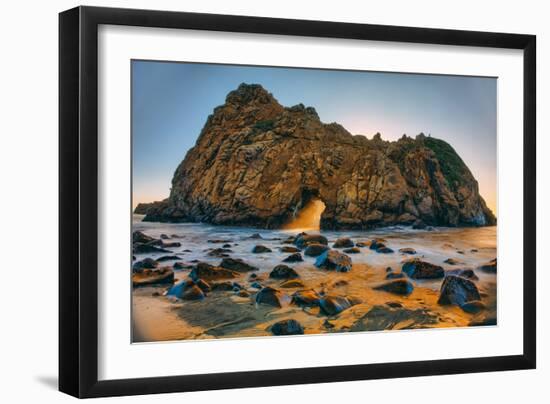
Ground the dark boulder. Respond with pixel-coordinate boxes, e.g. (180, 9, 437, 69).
(304, 243, 330, 257)
(376, 246, 394, 254)
(319, 295, 353, 316)
(438, 275, 481, 306)
(132, 230, 155, 244)
(412, 220, 427, 229)
(133, 243, 170, 254)
(282, 253, 303, 263)
(355, 241, 369, 247)
(280, 246, 300, 253)
(315, 250, 352, 272)
(210, 281, 235, 291)
(219, 257, 259, 272)
(156, 255, 181, 262)
(160, 234, 170, 239)
(402, 259, 445, 279)
(207, 248, 233, 257)
(444, 258, 463, 265)
(252, 245, 272, 253)
(332, 237, 354, 248)
(460, 300, 486, 314)
(398, 247, 417, 255)
(255, 287, 284, 307)
(477, 258, 497, 273)
(343, 247, 361, 254)
(132, 257, 158, 272)
(269, 319, 304, 335)
(132, 267, 174, 287)
(446, 268, 479, 280)
(369, 239, 386, 250)
(374, 279, 414, 296)
(269, 264, 299, 279)
(294, 234, 328, 248)
(189, 262, 237, 281)
(291, 289, 321, 307)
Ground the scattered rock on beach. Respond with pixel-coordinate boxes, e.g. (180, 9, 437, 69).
(255, 287, 284, 307)
(291, 289, 321, 307)
(402, 259, 445, 279)
(248, 233, 264, 239)
(182, 285, 206, 300)
(252, 245, 272, 253)
(315, 250, 352, 272)
(219, 257, 259, 272)
(189, 262, 237, 281)
(412, 220, 427, 230)
(269, 319, 304, 335)
(351, 305, 438, 331)
(207, 248, 233, 257)
(438, 275, 481, 306)
(210, 281, 235, 291)
(460, 300, 486, 314)
(133, 243, 170, 254)
(369, 239, 386, 250)
(132, 267, 174, 287)
(280, 279, 305, 288)
(374, 279, 414, 296)
(304, 243, 330, 257)
(444, 258, 463, 265)
(283, 253, 303, 263)
(294, 233, 328, 248)
(132, 257, 159, 272)
(332, 237, 354, 248)
(269, 264, 299, 279)
(160, 234, 170, 239)
(446, 268, 478, 280)
(477, 258, 497, 273)
(399, 247, 416, 255)
(376, 246, 394, 254)
(132, 230, 155, 244)
(156, 255, 181, 262)
(343, 247, 361, 254)
(355, 241, 369, 247)
(319, 295, 354, 316)
(280, 246, 300, 253)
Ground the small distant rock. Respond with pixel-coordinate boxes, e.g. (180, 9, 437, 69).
(438, 275, 481, 306)
(189, 262, 237, 281)
(255, 287, 284, 307)
(250, 282, 262, 289)
(319, 295, 354, 316)
(291, 289, 321, 307)
(374, 279, 414, 296)
(376, 246, 394, 254)
(355, 241, 369, 247)
(444, 258, 463, 265)
(402, 259, 445, 279)
(331, 280, 349, 288)
(470, 248, 478, 253)
(282, 252, 303, 263)
(282, 236, 296, 244)
(280, 246, 300, 253)
(156, 255, 181, 262)
(294, 233, 328, 248)
(133, 243, 170, 254)
(207, 248, 233, 257)
(132, 230, 155, 244)
(219, 257, 259, 272)
(477, 258, 497, 273)
(386, 301, 403, 308)
(162, 241, 182, 248)
(304, 243, 330, 257)
(252, 245, 272, 253)
(332, 237, 354, 248)
(210, 281, 235, 291)
(369, 239, 386, 250)
(269, 264, 299, 279)
(248, 233, 264, 239)
(160, 234, 170, 239)
(280, 279, 305, 288)
(343, 247, 361, 254)
(315, 250, 352, 272)
(207, 239, 233, 244)
(237, 290, 250, 298)
(269, 319, 304, 335)
(132, 257, 159, 272)
(398, 248, 417, 255)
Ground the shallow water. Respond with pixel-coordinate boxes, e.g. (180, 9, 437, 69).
(132, 215, 497, 342)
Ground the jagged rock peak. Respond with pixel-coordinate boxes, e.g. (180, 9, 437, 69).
(225, 83, 278, 107)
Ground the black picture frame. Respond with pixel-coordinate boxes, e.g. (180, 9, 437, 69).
(59, 5, 536, 398)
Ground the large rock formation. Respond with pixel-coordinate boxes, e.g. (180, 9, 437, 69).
(141, 83, 496, 229)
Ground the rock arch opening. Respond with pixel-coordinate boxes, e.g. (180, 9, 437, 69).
(282, 190, 326, 231)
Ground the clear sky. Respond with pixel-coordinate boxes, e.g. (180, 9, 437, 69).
(132, 60, 497, 214)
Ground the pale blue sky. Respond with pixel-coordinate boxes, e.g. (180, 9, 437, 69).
(132, 60, 497, 212)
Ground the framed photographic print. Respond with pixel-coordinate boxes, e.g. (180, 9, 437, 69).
(59, 6, 536, 398)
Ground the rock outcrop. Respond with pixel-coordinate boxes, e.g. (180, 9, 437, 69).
(141, 83, 496, 229)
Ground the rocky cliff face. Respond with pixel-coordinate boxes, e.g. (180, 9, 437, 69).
(142, 83, 496, 229)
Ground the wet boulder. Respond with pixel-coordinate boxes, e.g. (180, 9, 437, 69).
(304, 243, 330, 257)
(132, 243, 170, 254)
(207, 248, 233, 257)
(280, 279, 305, 288)
(444, 258, 463, 265)
(156, 255, 181, 262)
(162, 241, 182, 248)
(373, 279, 414, 296)
(132, 267, 174, 287)
(282, 252, 303, 263)
(478, 258, 497, 273)
(398, 247, 416, 255)
(173, 261, 191, 270)
(369, 239, 386, 250)
(291, 289, 321, 307)
(189, 262, 237, 281)
(315, 250, 352, 272)
(252, 245, 272, 253)
(280, 246, 300, 253)
(132, 230, 155, 244)
(351, 305, 438, 331)
(182, 285, 206, 300)
(332, 237, 354, 248)
(343, 247, 361, 254)
(438, 275, 481, 306)
(269, 264, 299, 279)
(355, 241, 369, 247)
(255, 287, 284, 308)
(319, 295, 353, 316)
(160, 234, 170, 239)
(219, 257, 259, 272)
(460, 300, 486, 314)
(210, 281, 235, 291)
(446, 268, 479, 280)
(294, 233, 328, 248)
(402, 259, 445, 279)
(269, 319, 304, 335)
(132, 257, 159, 272)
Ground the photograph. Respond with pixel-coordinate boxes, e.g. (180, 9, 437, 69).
(131, 60, 498, 342)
